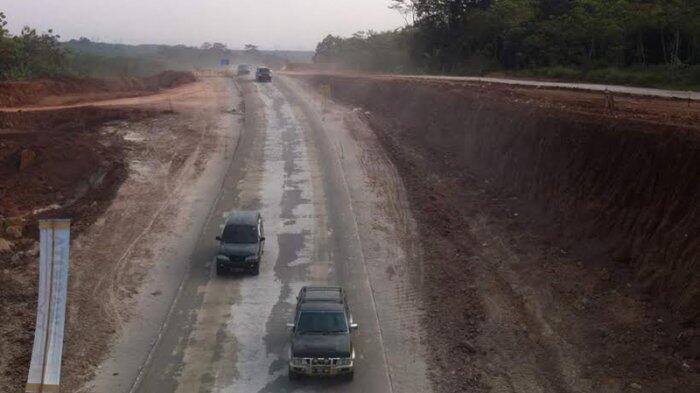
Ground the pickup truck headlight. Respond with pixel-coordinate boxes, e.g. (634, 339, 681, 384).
(338, 358, 353, 366)
(216, 255, 229, 264)
(290, 357, 304, 365)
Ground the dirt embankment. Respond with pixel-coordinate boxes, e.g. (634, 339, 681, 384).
(1, 75, 232, 392)
(298, 74, 699, 392)
(0, 71, 196, 108)
(0, 108, 155, 219)
(0, 106, 158, 390)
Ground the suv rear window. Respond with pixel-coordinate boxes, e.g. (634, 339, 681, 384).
(222, 224, 258, 244)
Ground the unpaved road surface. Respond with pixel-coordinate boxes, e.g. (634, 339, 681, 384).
(83, 74, 431, 393)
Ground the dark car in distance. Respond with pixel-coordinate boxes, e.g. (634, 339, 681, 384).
(237, 64, 251, 76)
(215, 211, 265, 275)
(255, 67, 272, 82)
(287, 286, 357, 381)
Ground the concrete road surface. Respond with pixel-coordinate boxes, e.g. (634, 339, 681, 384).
(88, 75, 430, 393)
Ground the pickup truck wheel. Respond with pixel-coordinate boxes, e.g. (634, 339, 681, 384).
(216, 265, 224, 276)
(342, 371, 354, 381)
(251, 263, 260, 275)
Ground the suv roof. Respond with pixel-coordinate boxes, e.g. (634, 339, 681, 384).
(299, 301, 344, 312)
(298, 286, 343, 303)
(225, 210, 260, 226)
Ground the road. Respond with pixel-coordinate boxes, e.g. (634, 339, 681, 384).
(87, 74, 431, 393)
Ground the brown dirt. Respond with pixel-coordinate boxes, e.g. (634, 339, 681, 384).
(0, 108, 154, 218)
(0, 106, 158, 390)
(0, 71, 196, 108)
(0, 73, 215, 393)
(295, 74, 700, 392)
(58, 77, 233, 393)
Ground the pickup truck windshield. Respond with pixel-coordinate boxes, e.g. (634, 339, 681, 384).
(296, 311, 348, 334)
(222, 224, 258, 244)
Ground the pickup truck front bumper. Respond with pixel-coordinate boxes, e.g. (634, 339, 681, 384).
(289, 357, 354, 377)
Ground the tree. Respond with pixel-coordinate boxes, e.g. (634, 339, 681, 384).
(390, 0, 420, 25)
(211, 42, 227, 52)
(0, 12, 7, 38)
(0, 12, 67, 80)
(314, 35, 343, 63)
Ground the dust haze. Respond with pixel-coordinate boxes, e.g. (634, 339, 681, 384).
(1, 0, 404, 50)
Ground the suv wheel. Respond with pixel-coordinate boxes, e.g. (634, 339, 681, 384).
(251, 262, 260, 276)
(342, 371, 354, 381)
(216, 264, 224, 276)
(289, 368, 300, 381)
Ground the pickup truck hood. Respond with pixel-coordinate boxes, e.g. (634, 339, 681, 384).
(291, 334, 352, 358)
(220, 243, 257, 257)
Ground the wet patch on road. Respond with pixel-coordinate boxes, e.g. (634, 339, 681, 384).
(220, 82, 325, 393)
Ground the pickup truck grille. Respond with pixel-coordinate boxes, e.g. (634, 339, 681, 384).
(299, 358, 340, 366)
(227, 255, 247, 262)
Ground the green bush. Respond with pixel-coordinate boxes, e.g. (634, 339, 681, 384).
(0, 12, 67, 81)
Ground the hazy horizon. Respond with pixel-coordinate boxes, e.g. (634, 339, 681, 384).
(1, 0, 406, 51)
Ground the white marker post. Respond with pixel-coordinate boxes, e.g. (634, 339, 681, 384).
(26, 219, 71, 393)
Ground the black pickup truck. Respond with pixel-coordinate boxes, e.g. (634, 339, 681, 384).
(287, 286, 358, 381)
(255, 67, 272, 82)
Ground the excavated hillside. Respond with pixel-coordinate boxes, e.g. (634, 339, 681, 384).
(0, 71, 195, 108)
(295, 73, 699, 392)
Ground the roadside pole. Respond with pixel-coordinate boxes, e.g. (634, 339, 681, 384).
(25, 219, 71, 393)
(320, 83, 332, 115)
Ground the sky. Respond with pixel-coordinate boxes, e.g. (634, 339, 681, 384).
(1, 0, 406, 51)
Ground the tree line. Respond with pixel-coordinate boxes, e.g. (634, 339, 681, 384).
(0, 10, 311, 81)
(314, 1, 700, 87)
(0, 12, 66, 80)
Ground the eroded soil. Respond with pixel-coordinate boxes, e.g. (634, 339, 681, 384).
(0, 74, 233, 392)
(292, 73, 700, 393)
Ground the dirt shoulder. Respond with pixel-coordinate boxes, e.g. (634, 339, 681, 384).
(0, 75, 235, 392)
(291, 73, 700, 392)
(0, 71, 196, 108)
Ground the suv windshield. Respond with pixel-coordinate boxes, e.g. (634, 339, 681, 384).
(296, 311, 348, 334)
(222, 224, 258, 244)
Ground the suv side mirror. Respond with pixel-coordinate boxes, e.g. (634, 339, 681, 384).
(215, 236, 222, 241)
(350, 323, 359, 330)
(260, 237, 266, 242)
